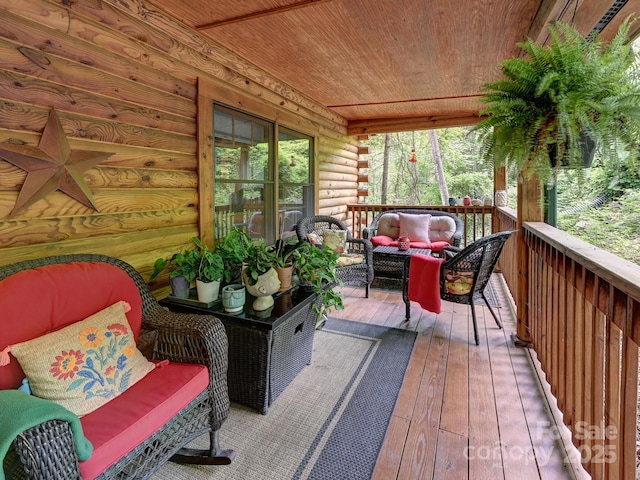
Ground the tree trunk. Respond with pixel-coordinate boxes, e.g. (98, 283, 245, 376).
(429, 130, 449, 205)
(381, 133, 390, 204)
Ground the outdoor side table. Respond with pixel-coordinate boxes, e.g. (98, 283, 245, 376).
(160, 287, 320, 414)
(372, 245, 432, 321)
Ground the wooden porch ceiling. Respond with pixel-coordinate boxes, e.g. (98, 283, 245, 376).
(148, 0, 640, 135)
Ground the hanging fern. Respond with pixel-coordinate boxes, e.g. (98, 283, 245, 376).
(474, 17, 640, 182)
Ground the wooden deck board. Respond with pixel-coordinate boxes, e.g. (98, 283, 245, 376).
(335, 274, 580, 480)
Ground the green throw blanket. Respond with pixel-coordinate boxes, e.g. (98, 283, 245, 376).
(0, 390, 93, 479)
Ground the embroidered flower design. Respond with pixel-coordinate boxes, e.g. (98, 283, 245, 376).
(50, 350, 84, 380)
(107, 323, 128, 337)
(78, 327, 104, 348)
(59, 323, 136, 400)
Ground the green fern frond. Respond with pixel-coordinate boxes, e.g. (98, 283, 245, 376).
(473, 16, 640, 181)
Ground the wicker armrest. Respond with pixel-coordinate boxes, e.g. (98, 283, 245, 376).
(9, 419, 81, 480)
(362, 226, 376, 240)
(142, 306, 229, 431)
(441, 245, 462, 261)
(345, 237, 373, 265)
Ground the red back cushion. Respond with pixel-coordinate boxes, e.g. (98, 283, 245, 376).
(0, 262, 143, 390)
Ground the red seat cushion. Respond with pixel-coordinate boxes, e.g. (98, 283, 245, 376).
(79, 362, 209, 479)
(370, 236, 451, 252)
(427, 241, 451, 252)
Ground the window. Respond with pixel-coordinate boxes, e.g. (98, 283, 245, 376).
(213, 104, 314, 244)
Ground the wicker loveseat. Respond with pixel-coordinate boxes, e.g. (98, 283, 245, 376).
(0, 254, 233, 480)
(362, 209, 464, 252)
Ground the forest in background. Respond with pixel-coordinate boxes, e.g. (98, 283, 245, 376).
(363, 127, 640, 265)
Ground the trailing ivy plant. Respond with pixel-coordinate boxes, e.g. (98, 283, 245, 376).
(473, 18, 640, 184)
(293, 241, 344, 316)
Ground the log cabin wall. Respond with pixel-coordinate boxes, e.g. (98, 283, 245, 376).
(0, 0, 360, 295)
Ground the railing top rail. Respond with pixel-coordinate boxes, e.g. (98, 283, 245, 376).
(495, 206, 517, 222)
(524, 221, 640, 303)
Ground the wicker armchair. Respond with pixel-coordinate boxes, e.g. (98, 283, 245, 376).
(296, 216, 374, 297)
(0, 254, 233, 480)
(438, 230, 515, 345)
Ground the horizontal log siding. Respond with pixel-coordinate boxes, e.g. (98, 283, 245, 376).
(346, 204, 493, 247)
(524, 222, 640, 480)
(0, 0, 358, 293)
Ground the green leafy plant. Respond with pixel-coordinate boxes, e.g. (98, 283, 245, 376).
(293, 242, 344, 315)
(192, 237, 224, 283)
(272, 235, 300, 268)
(242, 239, 279, 286)
(473, 18, 640, 184)
(149, 249, 200, 282)
(217, 227, 253, 283)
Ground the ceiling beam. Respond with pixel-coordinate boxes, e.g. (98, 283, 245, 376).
(347, 115, 484, 136)
(527, 0, 577, 45)
(195, 0, 336, 30)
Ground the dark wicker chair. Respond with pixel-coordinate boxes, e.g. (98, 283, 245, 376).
(296, 215, 374, 297)
(362, 208, 464, 247)
(0, 254, 234, 480)
(437, 230, 515, 345)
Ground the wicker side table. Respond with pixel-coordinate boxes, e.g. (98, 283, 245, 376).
(372, 245, 432, 320)
(160, 288, 319, 414)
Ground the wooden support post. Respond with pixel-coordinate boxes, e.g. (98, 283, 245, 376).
(492, 165, 507, 233)
(515, 166, 543, 346)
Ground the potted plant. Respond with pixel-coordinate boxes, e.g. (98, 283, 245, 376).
(192, 237, 224, 303)
(242, 239, 281, 311)
(148, 249, 200, 298)
(293, 241, 344, 323)
(271, 235, 300, 291)
(217, 227, 253, 285)
(473, 18, 640, 184)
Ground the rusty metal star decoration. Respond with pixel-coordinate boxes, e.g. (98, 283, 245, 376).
(0, 108, 112, 218)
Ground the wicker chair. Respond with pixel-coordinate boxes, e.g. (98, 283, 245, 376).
(0, 254, 234, 480)
(437, 230, 515, 345)
(296, 216, 374, 297)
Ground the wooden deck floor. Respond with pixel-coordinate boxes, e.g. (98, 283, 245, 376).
(333, 275, 590, 480)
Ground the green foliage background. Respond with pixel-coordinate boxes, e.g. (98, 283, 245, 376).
(365, 127, 640, 266)
(365, 128, 493, 205)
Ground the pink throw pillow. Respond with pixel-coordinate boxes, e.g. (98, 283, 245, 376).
(398, 213, 431, 243)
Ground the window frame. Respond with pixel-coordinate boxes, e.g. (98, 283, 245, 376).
(197, 78, 318, 247)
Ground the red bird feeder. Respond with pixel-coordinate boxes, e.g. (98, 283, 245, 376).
(409, 148, 417, 163)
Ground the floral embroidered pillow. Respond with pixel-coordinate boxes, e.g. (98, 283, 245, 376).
(323, 229, 347, 253)
(9, 301, 155, 416)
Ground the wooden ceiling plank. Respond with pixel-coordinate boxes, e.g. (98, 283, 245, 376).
(195, 0, 336, 30)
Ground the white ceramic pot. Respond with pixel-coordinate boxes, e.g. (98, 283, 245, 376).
(196, 279, 220, 303)
(243, 268, 280, 311)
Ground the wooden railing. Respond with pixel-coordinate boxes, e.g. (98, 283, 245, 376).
(494, 206, 518, 288)
(521, 222, 640, 479)
(346, 204, 494, 247)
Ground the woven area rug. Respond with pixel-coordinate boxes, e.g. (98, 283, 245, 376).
(153, 318, 416, 480)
